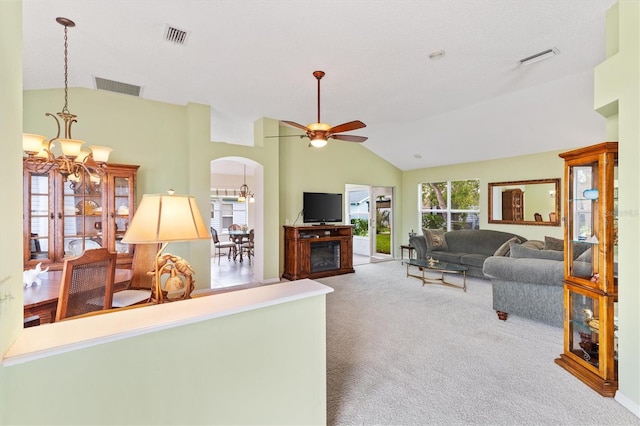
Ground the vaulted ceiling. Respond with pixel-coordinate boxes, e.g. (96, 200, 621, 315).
(23, 0, 615, 171)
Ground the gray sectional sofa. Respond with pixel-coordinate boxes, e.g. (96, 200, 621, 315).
(409, 229, 527, 278)
(483, 240, 593, 327)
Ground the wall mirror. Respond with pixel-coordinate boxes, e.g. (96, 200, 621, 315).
(488, 178, 561, 226)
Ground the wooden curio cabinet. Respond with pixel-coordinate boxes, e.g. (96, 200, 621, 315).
(23, 162, 139, 270)
(555, 142, 618, 397)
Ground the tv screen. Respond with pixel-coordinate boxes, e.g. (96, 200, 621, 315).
(303, 192, 343, 224)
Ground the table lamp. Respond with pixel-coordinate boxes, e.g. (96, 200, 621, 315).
(121, 191, 210, 303)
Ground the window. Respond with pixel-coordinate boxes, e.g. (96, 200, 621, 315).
(420, 179, 480, 231)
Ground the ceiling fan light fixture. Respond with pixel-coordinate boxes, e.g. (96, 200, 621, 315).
(310, 138, 328, 148)
(308, 122, 331, 131)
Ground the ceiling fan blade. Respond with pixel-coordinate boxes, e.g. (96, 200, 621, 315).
(281, 120, 310, 132)
(264, 134, 306, 139)
(328, 120, 366, 134)
(331, 134, 368, 143)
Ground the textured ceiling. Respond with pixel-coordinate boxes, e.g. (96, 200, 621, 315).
(23, 0, 615, 171)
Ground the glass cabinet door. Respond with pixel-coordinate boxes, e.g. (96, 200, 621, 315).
(62, 172, 105, 258)
(566, 154, 617, 295)
(25, 170, 54, 265)
(105, 166, 138, 259)
(566, 286, 617, 380)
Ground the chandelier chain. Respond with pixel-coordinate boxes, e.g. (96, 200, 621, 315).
(62, 23, 70, 114)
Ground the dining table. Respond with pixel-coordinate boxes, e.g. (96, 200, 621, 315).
(222, 230, 251, 262)
(23, 269, 133, 325)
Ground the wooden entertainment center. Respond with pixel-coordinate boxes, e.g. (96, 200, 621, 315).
(282, 225, 354, 281)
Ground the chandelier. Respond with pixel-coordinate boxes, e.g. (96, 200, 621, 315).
(237, 164, 255, 203)
(22, 17, 112, 181)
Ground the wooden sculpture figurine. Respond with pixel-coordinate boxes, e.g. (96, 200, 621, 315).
(147, 253, 195, 302)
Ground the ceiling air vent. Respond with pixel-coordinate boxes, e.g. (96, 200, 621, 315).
(165, 25, 189, 45)
(518, 48, 560, 66)
(95, 77, 142, 97)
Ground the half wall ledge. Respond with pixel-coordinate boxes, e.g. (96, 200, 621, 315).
(3, 279, 333, 366)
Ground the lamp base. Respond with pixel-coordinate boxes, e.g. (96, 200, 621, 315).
(149, 251, 195, 303)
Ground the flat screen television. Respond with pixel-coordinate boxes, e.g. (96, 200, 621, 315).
(303, 192, 343, 224)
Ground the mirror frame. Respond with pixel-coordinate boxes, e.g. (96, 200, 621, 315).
(488, 178, 561, 226)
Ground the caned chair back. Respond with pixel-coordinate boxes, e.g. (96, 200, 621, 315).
(130, 243, 161, 290)
(55, 248, 116, 322)
(229, 224, 242, 231)
(549, 212, 557, 222)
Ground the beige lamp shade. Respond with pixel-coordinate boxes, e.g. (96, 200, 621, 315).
(121, 193, 210, 244)
(89, 145, 113, 163)
(23, 133, 46, 154)
(58, 138, 85, 158)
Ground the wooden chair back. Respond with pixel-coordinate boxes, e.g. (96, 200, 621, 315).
(534, 212, 543, 222)
(55, 248, 116, 322)
(129, 243, 161, 290)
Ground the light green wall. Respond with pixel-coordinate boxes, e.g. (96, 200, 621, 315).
(401, 150, 566, 242)
(594, 0, 640, 410)
(2, 295, 328, 425)
(0, 0, 23, 356)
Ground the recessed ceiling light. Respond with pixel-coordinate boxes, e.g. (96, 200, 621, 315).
(414, 154, 422, 159)
(429, 50, 445, 60)
(518, 48, 560, 66)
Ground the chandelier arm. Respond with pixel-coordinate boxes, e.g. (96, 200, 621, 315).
(45, 112, 62, 140)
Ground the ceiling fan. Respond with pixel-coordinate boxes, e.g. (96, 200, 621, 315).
(280, 70, 367, 148)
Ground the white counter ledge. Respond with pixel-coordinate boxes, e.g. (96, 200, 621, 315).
(3, 279, 333, 366)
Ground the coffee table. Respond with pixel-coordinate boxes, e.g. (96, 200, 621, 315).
(406, 258, 467, 292)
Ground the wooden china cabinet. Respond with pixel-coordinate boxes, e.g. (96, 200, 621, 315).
(23, 161, 139, 270)
(555, 142, 618, 397)
(501, 188, 524, 221)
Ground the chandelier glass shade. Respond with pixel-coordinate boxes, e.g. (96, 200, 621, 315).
(237, 165, 255, 203)
(22, 17, 112, 181)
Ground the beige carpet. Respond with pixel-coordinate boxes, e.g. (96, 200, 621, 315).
(318, 261, 640, 426)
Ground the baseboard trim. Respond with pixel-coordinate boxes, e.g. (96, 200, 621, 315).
(615, 391, 640, 419)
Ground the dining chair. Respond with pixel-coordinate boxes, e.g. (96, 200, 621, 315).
(211, 227, 236, 265)
(240, 229, 255, 263)
(55, 248, 116, 322)
(549, 212, 557, 222)
(534, 212, 543, 222)
(111, 243, 159, 308)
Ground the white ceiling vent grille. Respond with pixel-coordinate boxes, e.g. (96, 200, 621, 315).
(165, 25, 189, 45)
(95, 77, 142, 97)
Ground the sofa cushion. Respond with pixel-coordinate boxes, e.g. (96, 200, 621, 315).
(483, 256, 565, 287)
(544, 236, 564, 251)
(493, 236, 521, 256)
(422, 228, 448, 251)
(509, 242, 564, 261)
(460, 254, 487, 268)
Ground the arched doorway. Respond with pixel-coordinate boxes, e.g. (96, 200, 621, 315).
(210, 157, 263, 288)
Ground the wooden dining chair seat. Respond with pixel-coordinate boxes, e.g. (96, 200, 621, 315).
(55, 248, 116, 322)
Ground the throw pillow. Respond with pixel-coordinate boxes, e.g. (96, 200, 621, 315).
(493, 236, 521, 256)
(422, 228, 448, 251)
(576, 247, 592, 262)
(544, 236, 564, 251)
(509, 242, 564, 261)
